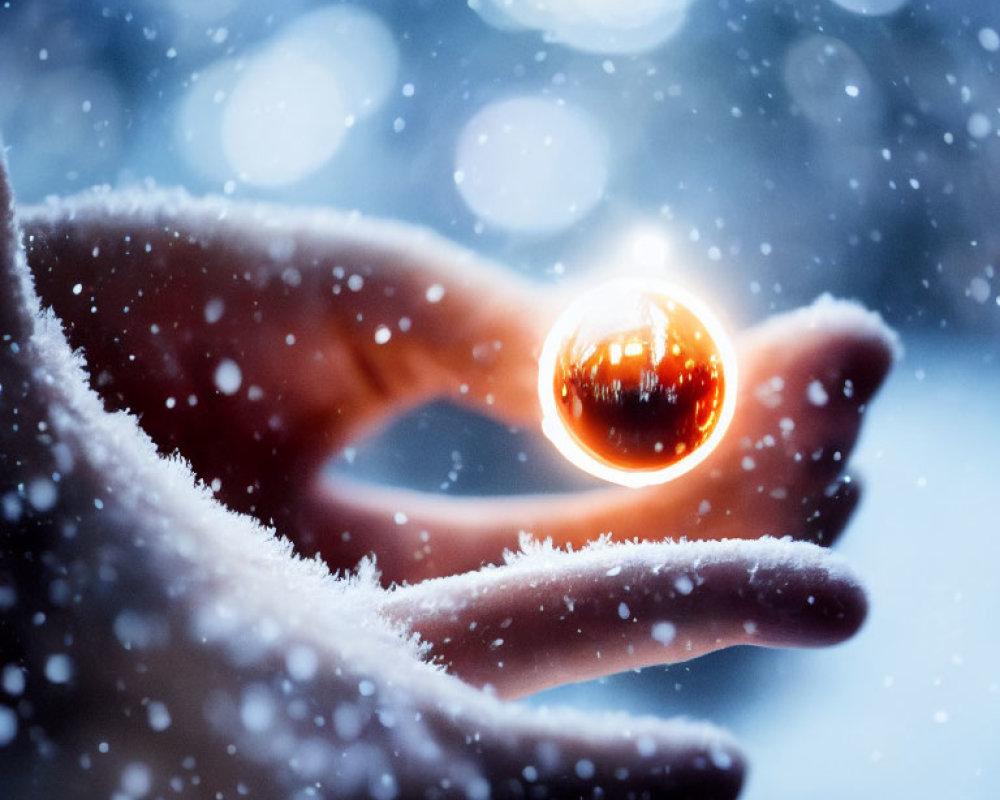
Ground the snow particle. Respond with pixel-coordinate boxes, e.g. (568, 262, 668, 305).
(240, 684, 276, 732)
(979, 27, 1000, 52)
(636, 734, 657, 757)
(333, 703, 363, 740)
(147, 700, 172, 732)
(2, 665, 25, 696)
(967, 112, 992, 139)
(617, 602, 630, 620)
(204, 298, 225, 324)
(374, 324, 392, 345)
(425, 283, 445, 303)
(286, 645, 319, 682)
(574, 758, 596, 780)
(807, 379, 829, 406)
(0, 707, 17, 747)
(120, 762, 152, 798)
(44, 653, 74, 684)
(214, 359, 243, 395)
(652, 621, 677, 645)
(710, 747, 734, 770)
(27, 478, 58, 512)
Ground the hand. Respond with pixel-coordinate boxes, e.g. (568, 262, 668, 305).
(2, 159, 893, 798)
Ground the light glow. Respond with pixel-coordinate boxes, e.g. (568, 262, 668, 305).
(538, 278, 737, 488)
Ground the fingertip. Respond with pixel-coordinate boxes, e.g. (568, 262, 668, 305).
(744, 296, 897, 410)
(758, 549, 869, 648)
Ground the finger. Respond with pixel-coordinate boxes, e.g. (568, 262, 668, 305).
(690, 297, 897, 544)
(301, 299, 894, 583)
(21, 190, 553, 525)
(3, 171, 749, 800)
(382, 537, 867, 698)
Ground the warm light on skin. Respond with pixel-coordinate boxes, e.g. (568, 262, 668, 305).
(538, 277, 738, 488)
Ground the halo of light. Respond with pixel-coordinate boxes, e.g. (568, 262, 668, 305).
(538, 277, 737, 488)
(828, 0, 908, 16)
(783, 35, 879, 131)
(221, 49, 348, 187)
(177, 6, 397, 188)
(454, 97, 607, 233)
(469, 0, 692, 54)
(279, 6, 398, 120)
(175, 57, 241, 183)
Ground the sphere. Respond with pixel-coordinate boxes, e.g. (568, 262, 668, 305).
(538, 278, 737, 488)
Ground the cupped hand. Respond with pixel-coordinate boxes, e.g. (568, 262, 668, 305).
(1, 162, 893, 798)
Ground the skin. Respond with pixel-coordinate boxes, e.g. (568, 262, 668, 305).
(0, 156, 894, 798)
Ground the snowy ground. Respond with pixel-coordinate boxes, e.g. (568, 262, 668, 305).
(531, 332, 1000, 799)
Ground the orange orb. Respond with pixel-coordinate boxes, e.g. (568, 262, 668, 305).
(538, 278, 737, 488)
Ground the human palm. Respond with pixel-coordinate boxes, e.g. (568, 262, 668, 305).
(2, 160, 893, 797)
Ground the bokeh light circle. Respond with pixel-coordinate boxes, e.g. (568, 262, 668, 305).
(454, 97, 608, 233)
(828, 0, 909, 16)
(178, 6, 397, 188)
(469, 0, 692, 54)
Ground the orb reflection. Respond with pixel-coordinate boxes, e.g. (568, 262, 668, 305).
(538, 278, 737, 487)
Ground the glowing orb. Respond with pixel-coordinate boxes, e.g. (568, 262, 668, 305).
(538, 278, 737, 488)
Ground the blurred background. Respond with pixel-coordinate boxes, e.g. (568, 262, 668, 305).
(1, 0, 998, 797)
